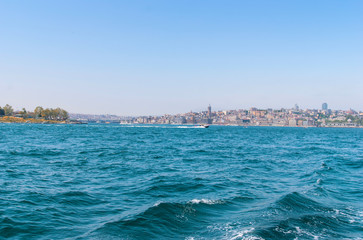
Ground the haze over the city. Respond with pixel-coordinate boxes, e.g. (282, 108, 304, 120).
(1, 0, 362, 116)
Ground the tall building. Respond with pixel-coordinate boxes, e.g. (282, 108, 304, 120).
(207, 105, 212, 124)
(294, 104, 299, 111)
(322, 103, 328, 110)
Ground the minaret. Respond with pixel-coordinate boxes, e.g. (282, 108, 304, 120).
(208, 104, 211, 118)
(322, 103, 328, 110)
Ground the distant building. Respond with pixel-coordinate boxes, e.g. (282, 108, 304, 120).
(175, 116, 187, 124)
(322, 103, 328, 110)
(289, 119, 297, 127)
(208, 105, 211, 117)
(294, 104, 299, 111)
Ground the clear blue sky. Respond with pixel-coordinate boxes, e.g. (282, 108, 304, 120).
(1, 0, 362, 115)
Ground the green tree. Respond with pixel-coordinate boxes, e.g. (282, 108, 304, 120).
(36, 107, 69, 121)
(41, 108, 51, 120)
(54, 108, 61, 120)
(20, 108, 27, 118)
(61, 109, 69, 120)
(53, 108, 69, 120)
(34, 106, 43, 119)
(346, 115, 356, 121)
(0, 107, 5, 116)
(3, 104, 13, 116)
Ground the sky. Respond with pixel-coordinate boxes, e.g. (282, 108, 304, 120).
(0, 0, 362, 116)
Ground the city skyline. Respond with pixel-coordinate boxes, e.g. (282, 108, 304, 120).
(1, 101, 362, 117)
(1, 1, 362, 115)
(67, 102, 361, 118)
(3, 102, 363, 118)
(67, 103, 363, 128)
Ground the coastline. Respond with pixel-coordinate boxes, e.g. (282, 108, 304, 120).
(1, 118, 362, 128)
(131, 123, 363, 129)
(0, 116, 81, 124)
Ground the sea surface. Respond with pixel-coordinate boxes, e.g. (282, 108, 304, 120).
(0, 124, 362, 240)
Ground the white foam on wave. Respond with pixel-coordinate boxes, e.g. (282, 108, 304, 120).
(207, 223, 263, 240)
(332, 208, 363, 224)
(295, 227, 319, 240)
(153, 199, 222, 207)
(230, 228, 264, 240)
(188, 199, 222, 205)
(153, 201, 163, 207)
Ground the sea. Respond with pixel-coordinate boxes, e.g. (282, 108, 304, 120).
(0, 124, 362, 240)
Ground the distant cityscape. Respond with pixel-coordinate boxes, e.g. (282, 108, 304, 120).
(70, 103, 363, 127)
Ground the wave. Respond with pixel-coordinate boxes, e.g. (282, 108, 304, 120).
(8, 148, 63, 157)
(273, 192, 330, 212)
(0, 217, 27, 239)
(79, 195, 261, 239)
(247, 192, 363, 239)
(83, 197, 238, 239)
(52, 191, 105, 207)
(230, 228, 265, 240)
(188, 199, 223, 205)
(253, 212, 358, 239)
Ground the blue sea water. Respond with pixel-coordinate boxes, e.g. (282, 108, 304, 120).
(0, 124, 362, 240)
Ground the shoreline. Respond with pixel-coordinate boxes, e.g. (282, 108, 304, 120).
(1, 119, 362, 128)
(0, 116, 81, 124)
